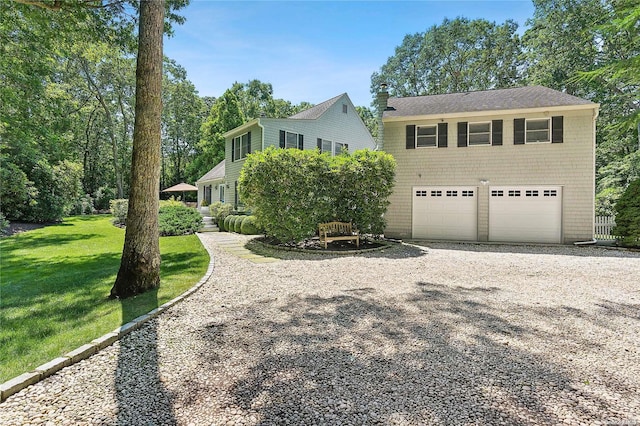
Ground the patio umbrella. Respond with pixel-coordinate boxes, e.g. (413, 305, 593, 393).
(161, 182, 198, 201)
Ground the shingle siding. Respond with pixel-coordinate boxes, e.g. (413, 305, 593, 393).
(225, 123, 263, 209)
(384, 108, 596, 243)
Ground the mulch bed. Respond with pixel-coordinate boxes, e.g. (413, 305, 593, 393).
(256, 236, 386, 252)
(3, 222, 51, 237)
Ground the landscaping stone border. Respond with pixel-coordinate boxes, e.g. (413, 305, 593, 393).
(0, 233, 216, 403)
(249, 237, 394, 255)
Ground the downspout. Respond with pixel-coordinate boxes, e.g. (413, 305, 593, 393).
(257, 118, 265, 151)
(590, 107, 600, 243)
(376, 83, 389, 151)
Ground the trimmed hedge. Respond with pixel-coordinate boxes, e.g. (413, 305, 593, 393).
(233, 215, 244, 233)
(239, 147, 396, 244)
(240, 215, 261, 235)
(223, 215, 235, 232)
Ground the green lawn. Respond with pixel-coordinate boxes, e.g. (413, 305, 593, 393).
(0, 215, 210, 383)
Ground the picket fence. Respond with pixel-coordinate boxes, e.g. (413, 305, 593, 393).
(595, 215, 618, 240)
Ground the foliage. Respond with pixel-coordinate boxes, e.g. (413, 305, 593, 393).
(0, 212, 9, 235)
(110, 198, 128, 226)
(233, 215, 245, 233)
(223, 215, 236, 232)
(0, 215, 208, 382)
(230, 79, 313, 120)
(28, 159, 83, 223)
(355, 106, 378, 140)
(210, 202, 233, 227)
(93, 186, 116, 211)
(71, 193, 95, 215)
(158, 196, 184, 208)
(239, 147, 396, 244)
(613, 178, 640, 247)
(240, 215, 261, 235)
(158, 205, 203, 236)
(0, 159, 38, 221)
(200, 199, 210, 207)
(371, 17, 523, 97)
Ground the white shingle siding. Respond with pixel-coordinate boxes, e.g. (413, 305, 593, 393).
(384, 108, 597, 243)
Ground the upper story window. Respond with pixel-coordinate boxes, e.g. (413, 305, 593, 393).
(416, 125, 437, 148)
(279, 130, 304, 149)
(468, 122, 491, 146)
(526, 118, 550, 143)
(342, 104, 348, 114)
(232, 132, 250, 161)
(334, 142, 348, 155)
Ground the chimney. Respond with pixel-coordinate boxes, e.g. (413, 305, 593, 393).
(376, 83, 389, 151)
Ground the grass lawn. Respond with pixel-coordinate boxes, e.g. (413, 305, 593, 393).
(0, 215, 210, 383)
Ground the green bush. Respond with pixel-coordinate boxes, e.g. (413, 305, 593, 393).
(239, 147, 396, 244)
(210, 202, 233, 227)
(159, 196, 183, 208)
(223, 215, 236, 232)
(240, 215, 261, 235)
(233, 215, 245, 233)
(110, 199, 128, 226)
(613, 178, 640, 247)
(0, 160, 37, 221)
(93, 186, 116, 211)
(158, 205, 203, 236)
(0, 212, 9, 235)
(71, 194, 95, 215)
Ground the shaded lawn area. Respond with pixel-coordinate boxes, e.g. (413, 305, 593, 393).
(0, 215, 209, 383)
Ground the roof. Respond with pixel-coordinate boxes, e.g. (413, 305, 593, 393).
(383, 86, 596, 119)
(162, 182, 198, 192)
(196, 160, 225, 183)
(288, 93, 345, 120)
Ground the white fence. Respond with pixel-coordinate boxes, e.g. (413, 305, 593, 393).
(595, 215, 617, 240)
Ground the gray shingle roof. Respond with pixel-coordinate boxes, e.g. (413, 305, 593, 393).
(288, 93, 345, 119)
(196, 160, 225, 183)
(383, 86, 595, 118)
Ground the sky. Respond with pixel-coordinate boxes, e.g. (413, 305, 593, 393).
(163, 1, 536, 108)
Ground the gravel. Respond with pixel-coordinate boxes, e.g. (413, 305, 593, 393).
(1, 234, 639, 425)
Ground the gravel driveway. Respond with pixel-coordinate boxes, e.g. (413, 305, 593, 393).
(1, 234, 639, 425)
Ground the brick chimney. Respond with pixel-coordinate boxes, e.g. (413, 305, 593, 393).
(376, 83, 389, 151)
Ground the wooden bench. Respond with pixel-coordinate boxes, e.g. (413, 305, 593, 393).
(318, 221, 359, 249)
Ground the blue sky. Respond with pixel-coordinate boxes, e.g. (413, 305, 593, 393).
(164, 1, 535, 108)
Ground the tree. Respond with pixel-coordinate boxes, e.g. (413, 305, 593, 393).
(371, 17, 523, 98)
(111, 0, 166, 298)
(356, 106, 378, 140)
(613, 178, 640, 247)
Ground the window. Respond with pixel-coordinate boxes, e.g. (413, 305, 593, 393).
(342, 104, 348, 114)
(446, 190, 458, 197)
(233, 132, 250, 161)
(219, 185, 225, 203)
(320, 139, 332, 153)
(280, 130, 303, 149)
(544, 190, 558, 197)
(334, 142, 348, 155)
(526, 118, 550, 143)
(508, 190, 521, 197)
(492, 190, 504, 197)
(416, 125, 437, 148)
(525, 190, 539, 197)
(431, 190, 442, 197)
(468, 122, 491, 146)
(416, 190, 427, 197)
(462, 190, 474, 197)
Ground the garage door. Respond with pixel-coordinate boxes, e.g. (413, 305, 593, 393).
(412, 186, 477, 240)
(489, 186, 562, 243)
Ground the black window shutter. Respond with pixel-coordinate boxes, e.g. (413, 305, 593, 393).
(552, 116, 563, 143)
(457, 122, 468, 147)
(279, 130, 285, 148)
(406, 125, 415, 149)
(247, 132, 251, 154)
(317, 138, 322, 151)
(514, 118, 525, 145)
(492, 120, 503, 146)
(437, 123, 448, 148)
(298, 134, 304, 150)
(231, 138, 235, 162)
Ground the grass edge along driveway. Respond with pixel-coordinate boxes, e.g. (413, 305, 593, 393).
(0, 215, 210, 383)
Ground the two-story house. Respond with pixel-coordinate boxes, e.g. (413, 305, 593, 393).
(377, 85, 599, 244)
(197, 93, 376, 209)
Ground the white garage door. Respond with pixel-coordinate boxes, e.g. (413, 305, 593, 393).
(412, 186, 477, 240)
(489, 186, 562, 243)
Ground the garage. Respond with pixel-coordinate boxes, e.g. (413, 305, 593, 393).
(412, 186, 477, 240)
(489, 186, 562, 243)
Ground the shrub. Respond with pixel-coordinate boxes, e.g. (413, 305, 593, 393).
(158, 205, 203, 236)
(71, 194, 95, 215)
(210, 202, 233, 226)
(94, 186, 116, 211)
(233, 215, 245, 233)
(28, 160, 83, 223)
(613, 178, 640, 247)
(159, 196, 183, 208)
(240, 215, 261, 235)
(110, 199, 128, 226)
(0, 212, 9, 235)
(0, 160, 37, 221)
(223, 215, 236, 232)
(201, 199, 210, 207)
(239, 147, 396, 244)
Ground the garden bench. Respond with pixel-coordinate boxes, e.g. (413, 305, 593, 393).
(318, 221, 359, 249)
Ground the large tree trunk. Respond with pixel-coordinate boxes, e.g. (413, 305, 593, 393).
(111, 0, 165, 299)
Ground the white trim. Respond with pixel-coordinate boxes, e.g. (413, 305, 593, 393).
(223, 118, 260, 138)
(382, 104, 599, 123)
(416, 124, 438, 148)
(524, 118, 551, 144)
(468, 121, 492, 146)
(233, 132, 250, 161)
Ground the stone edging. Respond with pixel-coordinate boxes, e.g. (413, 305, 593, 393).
(249, 237, 393, 255)
(0, 234, 216, 403)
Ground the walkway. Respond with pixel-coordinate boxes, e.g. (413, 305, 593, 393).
(200, 232, 279, 263)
